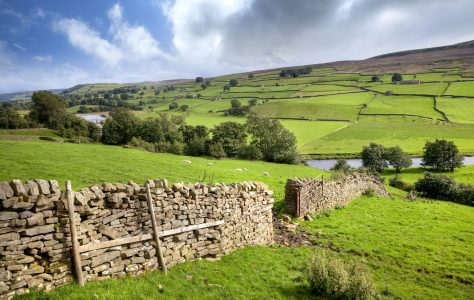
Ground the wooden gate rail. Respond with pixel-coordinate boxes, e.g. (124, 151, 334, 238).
(66, 181, 225, 286)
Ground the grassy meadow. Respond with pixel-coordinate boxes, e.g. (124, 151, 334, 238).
(0, 140, 326, 210)
(0, 139, 471, 300)
(3, 64, 474, 300)
(39, 65, 474, 157)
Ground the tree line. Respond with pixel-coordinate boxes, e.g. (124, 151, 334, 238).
(360, 140, 463, 173)
(102, 109, 299, 164)
(1, 91, 100, 140)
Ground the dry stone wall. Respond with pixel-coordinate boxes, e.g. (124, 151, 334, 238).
(0, 179, 274, 299)
(284, 173, 389, 217)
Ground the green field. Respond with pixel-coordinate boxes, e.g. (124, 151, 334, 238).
(314, 120, 474, 155)
(1, 139, 472, 300)
(12, 67, 474, 157)
(370, 82, 449, 96)
(0, 128, 59, 138)
(0, 140, 325, 210)
(19, 196, 474, 300)
(382, 165, 474, 186)
(445, 81, 474, 97)
(437, 97, 474, 123)
(363, 95, 442, 119)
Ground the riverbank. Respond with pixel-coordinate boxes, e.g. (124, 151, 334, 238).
(307, 156, 474, 171)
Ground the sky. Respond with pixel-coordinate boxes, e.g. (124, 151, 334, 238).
(1, 0, 474, 93)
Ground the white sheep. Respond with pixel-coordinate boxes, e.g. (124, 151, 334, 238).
(263, 172, 269, 176)
(236, 168, 243, 172)
(183, 160, 192, 164)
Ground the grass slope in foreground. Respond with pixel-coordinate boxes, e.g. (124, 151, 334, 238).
(0, 140, 326, 209)
(18, 197, 474, 300)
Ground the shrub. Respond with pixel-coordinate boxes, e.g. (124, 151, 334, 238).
(169, 102, 179, 110)
(454, 184, 474, 206)
(129, 137, 155, 153)
(185, 138, 207, 156)
(389, 175, 414, 192)
(331, 159, 352, 175)
(330, 170, 346, 180)
(305, 251, 377, 299)
(415, 172, 473, 206)
(237, 144, 263, 160)
(155, 141, 184, 155)
(414, 172, 456, 200)
(208, 142, 226, 159)
(362, 187, 375, 197)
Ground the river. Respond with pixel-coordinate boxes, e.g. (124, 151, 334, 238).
(307, 157, 474, 171)
(76, 114, 107, 124)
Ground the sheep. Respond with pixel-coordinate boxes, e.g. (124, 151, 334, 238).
(183, 160, 192, 164)
(263, 172, 269, 176)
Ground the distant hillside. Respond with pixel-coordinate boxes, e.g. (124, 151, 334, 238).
(371, 40, 474, 59)
(0, 79, 190, 102)
(2, 40, 474, 102)
(0, 89, 64, 102)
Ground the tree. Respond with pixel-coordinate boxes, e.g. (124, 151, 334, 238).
(386, 146, 412, 173)
(392, 73, 403, 83)
(169, 102, 178, 110)
(371, 75, 380, 82)
(361, 143, 388, 172)
(180, 124, 209, 144)
(248, 99, 258, 106)
(421, 139, 463, 172)
(195, 76, 204, 83)
(139, 119, 164, 143)
(179, 104, 189, 112)
(227, 99, 249, 116)
(0, 107, 28, 129)
(248, 73, 254, 79)
(29, 91, 67, 129)
(229, 79, 238, 87)
(201, 83, 207, 90)
(223, 85, 230, 92)
(101, 108, 140, 145)
(246, 113, 299, 164)
(212, 122, 247, 157)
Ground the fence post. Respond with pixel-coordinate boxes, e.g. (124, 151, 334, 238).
(146, 183, 168, 275)
(321, 174, 324, 200)
(66, 180, 84, 286)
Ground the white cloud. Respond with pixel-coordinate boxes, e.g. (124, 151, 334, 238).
(33, 55, 53, 63)
(107, 3, 167, 61)
(54, 18, 123, 66)
(54, 3, 166, 68)
(12, 43, 26, 51)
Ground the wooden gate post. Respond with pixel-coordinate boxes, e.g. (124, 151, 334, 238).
(146, 184, 167, 275)
(66, 180, 84, 286)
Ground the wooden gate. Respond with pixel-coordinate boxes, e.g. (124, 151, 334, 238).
(65, 181, 224, 285)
